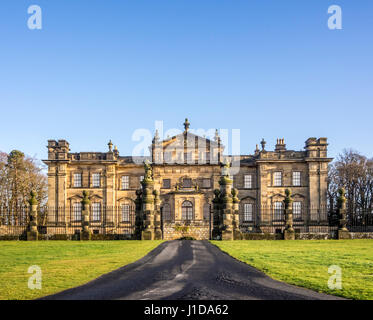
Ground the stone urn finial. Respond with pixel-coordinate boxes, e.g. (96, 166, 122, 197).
(260, 138, 266, 151)
(28, 191, 38, 206)
(108, 140, 113, 152)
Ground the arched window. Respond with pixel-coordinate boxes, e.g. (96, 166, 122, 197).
(162, 203, 171, 222)
(182, 201, 193, 221)
(203, 203, 210, 220)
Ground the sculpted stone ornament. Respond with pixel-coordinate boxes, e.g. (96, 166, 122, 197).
(283, 189, 293, 210)
(221, 159, 230, 176)
(143, 160, 153, 182)
(337, 188, 350, 238)
(337, 187, 346, 211)
(183, 118, 190, 132)
(27, 191, 38, 241)
(81, 190, 90, 210)
(80, 190, 91, 240)
(219, 159, 233, 186)
(283, 189, 295, 240)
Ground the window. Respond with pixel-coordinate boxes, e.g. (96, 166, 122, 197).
(202, 179, 211, 188)
(182, 201, 193, 220)
(92, 173, 100, 187)
(121, 176, 129, 190)
(92, 203, 101, 221)
(244, 175, 252, 189)
(162, 179, 171, 189)
(182, 178, 192, 188)
(164, 152, 172, 163)
(73, 203, 82, 221)
(274, 172, 282, 186)
(73, 173, 82, 188)
(203, 204, 210, 220)
(121, 204, 130, 222)
(162, 203, 171, 222)
(244, 203, 253, 222)
(293, 171, 301, 186)
(293, 202, 302, 220)
(274, 201, 283, 220)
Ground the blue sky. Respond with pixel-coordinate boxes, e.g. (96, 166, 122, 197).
(0, 1, 372, 161)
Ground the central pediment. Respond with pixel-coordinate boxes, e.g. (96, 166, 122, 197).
(150, 119, 224, 164)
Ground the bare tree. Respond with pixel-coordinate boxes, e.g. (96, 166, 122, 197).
(0, 150, 47, 211)
(328, 149, 373, 220)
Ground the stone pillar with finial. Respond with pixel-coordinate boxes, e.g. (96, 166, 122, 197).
(231, 188, 242, 240)
(141, 160, 156, 240)
(153, 189, 163, 240)
(152, 129, 162, 164)
(219, 160, 234, 240)
(212, 189, 221, 239)
(337, 187, 350, 239)
(134, 189, 143, 239)
(27, 191, 38, 241)
(283, 189, 295, 240)
(80, 190, 91, 240)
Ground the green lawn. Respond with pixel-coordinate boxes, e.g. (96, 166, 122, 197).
(211, 240, 373, 300)
(0, 241, 163, 300)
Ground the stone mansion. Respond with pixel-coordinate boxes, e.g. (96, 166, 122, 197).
(43, 120, 332, 240)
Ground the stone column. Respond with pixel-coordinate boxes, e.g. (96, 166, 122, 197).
(134, 189, 143, 240)
(231, 188, 242, 240)
(27, 191, 38, 241)
(212, 189, 221, 239)
(337, 188, 350, 239)
(153, 190, 163, 240)
(219, 161, 234, 240)
(80, 191, 91, 240)
(283, 189, 295, 240)
(141, 161, 156, 240)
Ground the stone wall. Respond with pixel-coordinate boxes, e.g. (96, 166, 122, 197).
(295, 233, 331, 240)
(349, 232, 373, 239)
(163, 222, 210, 240)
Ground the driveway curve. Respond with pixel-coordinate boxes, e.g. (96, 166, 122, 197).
(42, 240, 343, 300)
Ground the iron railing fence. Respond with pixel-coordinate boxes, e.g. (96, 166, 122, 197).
(0, 206, 29, 236)
(0, 206, 136, 236)
(236, 205, 373, 233)
(1, 205, 373, 237)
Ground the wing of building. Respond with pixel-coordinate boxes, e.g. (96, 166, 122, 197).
(43, 119, 332, 240)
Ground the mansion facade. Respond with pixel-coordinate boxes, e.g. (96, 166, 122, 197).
(43, 120, 332, 239)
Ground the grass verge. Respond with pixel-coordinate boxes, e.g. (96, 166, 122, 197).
(211, 240, 373, 300)
(0, 240, 163, 300)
